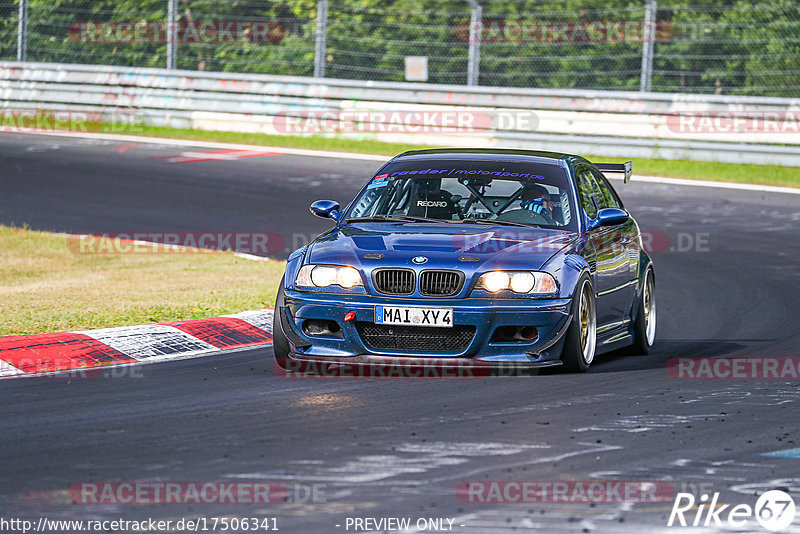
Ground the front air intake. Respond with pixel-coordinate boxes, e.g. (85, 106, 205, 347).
(355, 323, 476, 352)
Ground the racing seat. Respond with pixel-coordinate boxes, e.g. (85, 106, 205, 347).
(407, 181, 458, 220)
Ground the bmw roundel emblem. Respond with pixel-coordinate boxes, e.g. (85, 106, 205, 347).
(412, 256, 428, 264)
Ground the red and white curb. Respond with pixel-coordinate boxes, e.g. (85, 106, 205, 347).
(0, 310, 274, 379)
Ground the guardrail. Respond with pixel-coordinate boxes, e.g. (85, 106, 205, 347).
(2, 62, 800, 166)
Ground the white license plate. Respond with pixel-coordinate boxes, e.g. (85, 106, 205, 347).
(375, 306, 453, 328)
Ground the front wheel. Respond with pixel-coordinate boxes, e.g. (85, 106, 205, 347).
(560, 275, 596, 372)
(629, 268, 656, 355)
(272, 276, 291, 369)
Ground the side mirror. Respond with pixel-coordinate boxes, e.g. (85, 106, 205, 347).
(310, 199, 341, 220)
(588, 208, 629, 230)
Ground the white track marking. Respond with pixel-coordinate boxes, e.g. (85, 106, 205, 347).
(573, 414, 719, 434)
(232, 251, 275, 263)
(77, 324, 217, 361)
(226, 309, 275, 334)
(161, 149, 281, 163)
(10, 129, 800, 194)
(0, 360, 23, 377)
(4, 129, 386, 161)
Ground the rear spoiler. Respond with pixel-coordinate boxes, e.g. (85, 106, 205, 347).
(595, 161, 633, 183)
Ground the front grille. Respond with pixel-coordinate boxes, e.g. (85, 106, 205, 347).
(420, 270, 463, 296)
(356, 322, 476, 352)
(373, 269, 415, 295)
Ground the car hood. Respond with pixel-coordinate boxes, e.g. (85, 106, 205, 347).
(307, 222, 577, 272)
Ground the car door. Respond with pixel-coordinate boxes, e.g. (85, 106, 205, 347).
(576, 166, 632, 330)
(591, 168, 639, 324)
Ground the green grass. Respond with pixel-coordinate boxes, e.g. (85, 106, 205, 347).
(132, 125, 427, 157)
(124, 125, 800, 188)
(0, 226, 285, 337)
(593, 155, 800, 188)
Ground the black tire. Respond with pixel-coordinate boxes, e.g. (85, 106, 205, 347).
(628, 268, 656, 355)
(272, 276, 291, 369)
(560, 274, 597, 373)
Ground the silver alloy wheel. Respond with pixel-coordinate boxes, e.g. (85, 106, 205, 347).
(579, 280, 597, 364)
(644, 271, 656, 346)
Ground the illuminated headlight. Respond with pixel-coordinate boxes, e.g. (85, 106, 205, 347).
(510, 272, 535, 293)
(479, 271, 510, 293)
(296, 265, 364, 289)
(476, 271, 557, 295)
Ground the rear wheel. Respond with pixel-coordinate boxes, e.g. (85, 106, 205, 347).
(629, 268, 656, 355)
(272, 276, 291, 369)
(561, 275, 596, 372)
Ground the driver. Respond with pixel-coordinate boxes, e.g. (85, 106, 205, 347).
(519, 183, 554, 219)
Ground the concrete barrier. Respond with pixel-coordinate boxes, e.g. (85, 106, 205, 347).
(2, 61, 800, 165)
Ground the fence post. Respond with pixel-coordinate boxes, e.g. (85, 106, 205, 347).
(314, 0, 329, 78)
(17, 0, 28, 62)
(466, 0, 482, 86)
(166, 0, 178, 69)
(640, 0, 657, 92)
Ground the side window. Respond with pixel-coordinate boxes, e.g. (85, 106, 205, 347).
(591, 170, 621, 209)
(576, 168, 599, 219)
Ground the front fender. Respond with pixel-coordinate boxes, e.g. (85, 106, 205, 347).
(635, 249, 654, 297)
(544, 253, 591, 301)
(284, 245, 308, 291)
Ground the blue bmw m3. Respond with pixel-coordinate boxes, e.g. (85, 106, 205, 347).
(273, 149, 656, 372)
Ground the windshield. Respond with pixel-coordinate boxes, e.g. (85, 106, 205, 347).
(346, 159, 577, 231)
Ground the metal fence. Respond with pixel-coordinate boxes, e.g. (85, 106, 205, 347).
(3, 0, 800, 97)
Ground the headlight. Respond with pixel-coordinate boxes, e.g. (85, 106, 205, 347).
(480, 271, 510, 293)
(475, 271, 557, 295)
(337, 267, 362, 289)
(296, 265, 364, 289)
(510, 272, 535, 293)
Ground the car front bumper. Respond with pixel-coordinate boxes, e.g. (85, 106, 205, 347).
(279, 289, 573, 367)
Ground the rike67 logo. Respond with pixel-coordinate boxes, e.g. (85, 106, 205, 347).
(668, 490, 796, 531)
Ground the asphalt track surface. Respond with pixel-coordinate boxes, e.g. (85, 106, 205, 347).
(1, 133, 800, 533)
